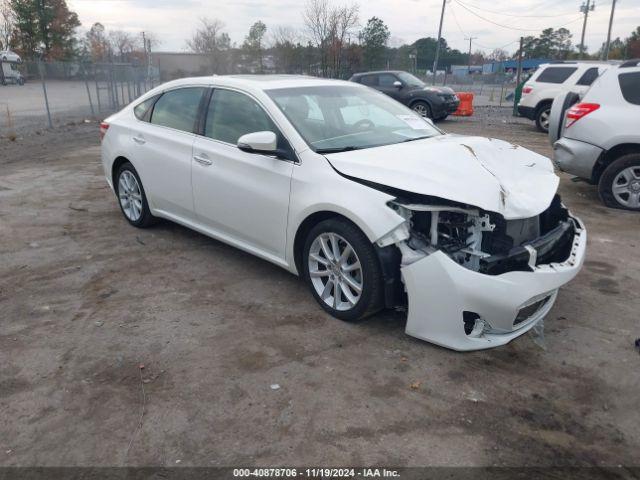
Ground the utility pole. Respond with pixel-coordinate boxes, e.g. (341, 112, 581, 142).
(432, 0, 446, 85)
(465, 36, 477, 74)
(579, 0, 595, 59)
(603, 0, 617, 60)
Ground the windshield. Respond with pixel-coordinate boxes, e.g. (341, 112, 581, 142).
(267, 85, 441, 153)
(396, 72, 426, 88)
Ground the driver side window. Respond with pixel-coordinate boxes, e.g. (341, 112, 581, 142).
(378, 74, 398, 87)
(205, 89, 277, 144)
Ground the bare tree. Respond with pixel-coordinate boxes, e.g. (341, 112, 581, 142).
(329, 3, 359, 77)
(109, 30, 137, 61)
(0, 0, 13, 50)
(270, 26, 301, 73)
(303, 0, 359, 77)
(187, 17, 232, 73)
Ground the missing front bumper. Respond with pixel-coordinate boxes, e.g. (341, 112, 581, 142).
(400, 216, 586, 351)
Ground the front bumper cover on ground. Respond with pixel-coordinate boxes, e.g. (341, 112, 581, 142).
(400, 215, 586, 351)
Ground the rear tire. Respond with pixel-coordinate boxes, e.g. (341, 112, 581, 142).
(598, 153, 640, 211)
(302, 218, 384, 322)
(535, 102, 552, 133)
(114, 162, 157, 227)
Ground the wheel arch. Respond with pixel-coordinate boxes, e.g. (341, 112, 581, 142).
(111, 156, 132, 191)
(292, 209, 404, 309)
(592, 143, 640, 184)
(293, 210, 364, 276)
(535, 98, 553, 114)
(409, 97, 433, 109)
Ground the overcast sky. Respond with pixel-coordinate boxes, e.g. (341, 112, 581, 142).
(68, 0, 639, 55)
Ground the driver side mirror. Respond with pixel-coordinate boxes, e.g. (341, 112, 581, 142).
(237, 131, 278, 154)
(393, 80, 403, 89)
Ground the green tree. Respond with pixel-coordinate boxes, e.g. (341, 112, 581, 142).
(10, 0, 79, 59)
(359, 16, 389, 70)
(242, 20, 267, 72)
(517, 28, 573, 60)
(626, 26, 640, 58)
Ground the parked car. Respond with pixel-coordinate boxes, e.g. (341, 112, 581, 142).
(0, 60, 25, 85)
(101, 75, 585, 351)
(518, 61, 613, 133)
(0, 50, 22, 63)
(551, 60, 640, 210)
(349, 70, 459, 121)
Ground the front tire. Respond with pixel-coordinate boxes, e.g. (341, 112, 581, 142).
(411, 100, 433, 120)
(303, 218, 384, 322)
(598, 153, 640, 211)
(535, 102, 551, 133)
(115, 162, 156, 227)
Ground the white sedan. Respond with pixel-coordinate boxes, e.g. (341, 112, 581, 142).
(101, 75, 586, 351)
(0, 50, 22, 63)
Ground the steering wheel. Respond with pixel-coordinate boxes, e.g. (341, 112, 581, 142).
(353, 119, 375, 131)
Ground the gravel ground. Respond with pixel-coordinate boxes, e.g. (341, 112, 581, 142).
(0, 108, 639, 470)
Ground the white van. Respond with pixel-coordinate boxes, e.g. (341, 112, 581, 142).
(1, 59, 25, 85)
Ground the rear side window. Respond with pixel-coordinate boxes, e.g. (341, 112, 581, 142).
(536, 67, 578, 84)
(360, 75, 377, 87)
(150, 87, 206, 132)
(619, 72, 640, 105)
(576, 67, 599, 86)
(134, 95, 159, 121)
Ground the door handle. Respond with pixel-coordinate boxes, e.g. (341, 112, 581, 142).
(132, 135, 146, 145)
(193, 154, 212, 166)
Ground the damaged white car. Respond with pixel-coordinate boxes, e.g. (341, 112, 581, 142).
(101, 75, 586, 351)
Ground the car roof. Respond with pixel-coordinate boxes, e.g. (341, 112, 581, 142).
(537, 61, 618, 69)
(352, 70, 404, 77)
(158, 74, 358, 92)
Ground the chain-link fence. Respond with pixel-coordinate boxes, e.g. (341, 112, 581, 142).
(1, 57, 523, 136)
(1, 60, 159, 135)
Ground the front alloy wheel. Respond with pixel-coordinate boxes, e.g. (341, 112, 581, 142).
(303, 219, 383, 321)
(412, 101, 432, 119)
(308, 233, 363, 311)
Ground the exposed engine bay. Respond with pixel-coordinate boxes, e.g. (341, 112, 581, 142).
(384, 194, 575, 276)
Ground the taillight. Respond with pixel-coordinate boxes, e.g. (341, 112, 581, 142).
(99, 122, 110, 141)
(522, 86, 533, 94)
(565, 103, 600, 128)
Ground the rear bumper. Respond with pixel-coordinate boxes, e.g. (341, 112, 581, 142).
(401, 215, 586, 351)
(553, 137, 603, 181)
(517, 105, 536, 120)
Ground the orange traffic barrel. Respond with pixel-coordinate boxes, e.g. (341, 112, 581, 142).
(453, 92, 474, 117)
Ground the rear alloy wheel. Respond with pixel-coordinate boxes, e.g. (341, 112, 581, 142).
(303, 219, 383, 322)
(115, 162, 156, 227)
(412, 101, 432, 119)
(535, 103, 551, 133)
(599, 154, 640, 210)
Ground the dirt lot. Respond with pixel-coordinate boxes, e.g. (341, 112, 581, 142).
(1, 108, 639, 469)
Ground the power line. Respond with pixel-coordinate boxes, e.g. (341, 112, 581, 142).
(455, 0, 580, 19)
(453, 0, 585, 32)
(450, 3, 519, 53)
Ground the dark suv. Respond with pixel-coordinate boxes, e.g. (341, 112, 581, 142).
(349, 70, 459, 121)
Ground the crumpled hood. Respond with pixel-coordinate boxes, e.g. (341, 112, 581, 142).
(325, 134, 559, 219)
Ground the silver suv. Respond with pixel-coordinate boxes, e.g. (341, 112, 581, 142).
(551, 60, 640, 210)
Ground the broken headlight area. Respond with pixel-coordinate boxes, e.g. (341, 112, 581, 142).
(388, 194, 575, 275)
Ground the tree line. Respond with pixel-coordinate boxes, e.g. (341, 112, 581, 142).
(1, 0, 638, 77)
